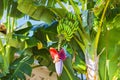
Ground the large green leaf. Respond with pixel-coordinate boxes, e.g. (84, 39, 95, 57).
(17, 0, 68, 24)
(17, 0, 56, 24)
(98, 27, 120, 80)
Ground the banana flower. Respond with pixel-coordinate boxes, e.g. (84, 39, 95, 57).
(49, 47, 66, 76)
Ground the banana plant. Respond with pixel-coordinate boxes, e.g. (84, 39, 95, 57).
(16, 0, 120, 80)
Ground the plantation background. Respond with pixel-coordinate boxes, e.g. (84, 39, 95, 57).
(0, 0, 120, 80)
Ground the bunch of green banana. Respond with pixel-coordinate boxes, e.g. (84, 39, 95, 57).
(57, 13, 79, 41)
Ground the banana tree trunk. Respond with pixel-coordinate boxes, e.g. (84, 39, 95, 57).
(85, 51, 99, 80)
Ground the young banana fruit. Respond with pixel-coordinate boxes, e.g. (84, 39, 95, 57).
(57, 13, 79, 41)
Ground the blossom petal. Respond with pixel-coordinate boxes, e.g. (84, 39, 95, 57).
(55, 59, 63, 76)
(49, 47, 59, 60)
(59, 48, 66, 60)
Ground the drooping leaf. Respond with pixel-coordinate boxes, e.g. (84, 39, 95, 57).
(17, 0, 56, 24)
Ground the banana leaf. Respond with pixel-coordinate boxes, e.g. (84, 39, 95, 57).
(7, 56, 34, 80)
(17, 0, 56, 24)
(17, 0, 67, 24)
(98, 27, 120, 80)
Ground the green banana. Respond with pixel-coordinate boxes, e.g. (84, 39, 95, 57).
(57, 13, 79, 41)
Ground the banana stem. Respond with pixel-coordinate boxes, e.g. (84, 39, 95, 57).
(58, 38, 62, 51)
(94, 0, 111, 49)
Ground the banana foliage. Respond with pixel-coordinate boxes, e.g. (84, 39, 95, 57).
(0, 0, 120, 80)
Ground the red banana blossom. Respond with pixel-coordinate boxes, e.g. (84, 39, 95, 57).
(49, 47, 66, 63)
(49, 47, 67, 76)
